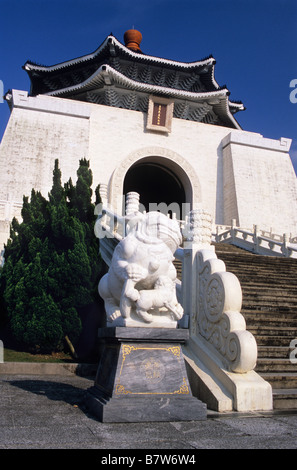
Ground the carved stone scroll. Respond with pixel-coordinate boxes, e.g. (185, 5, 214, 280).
(185, 209, 258, 373)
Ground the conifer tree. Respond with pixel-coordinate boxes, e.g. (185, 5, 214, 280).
(0, 159, 102, 353)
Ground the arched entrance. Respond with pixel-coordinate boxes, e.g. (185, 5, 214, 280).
(123, 157, 186, 219)
(108, 147, 201, 217)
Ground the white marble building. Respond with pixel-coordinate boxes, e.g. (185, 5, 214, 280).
(0, 30, 296, 257)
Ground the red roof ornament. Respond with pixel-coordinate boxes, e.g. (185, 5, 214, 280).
(124, 29, 142, 52)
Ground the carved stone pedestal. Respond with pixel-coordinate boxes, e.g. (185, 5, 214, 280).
(85, 327, 207, 422)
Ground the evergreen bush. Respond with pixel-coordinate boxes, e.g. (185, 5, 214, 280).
(0, 159, 102, 353)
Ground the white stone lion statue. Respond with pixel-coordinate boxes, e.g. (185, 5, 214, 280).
(98, 211, 184, 327)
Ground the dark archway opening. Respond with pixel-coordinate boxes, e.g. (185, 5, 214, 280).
(123, 161, 186, 217)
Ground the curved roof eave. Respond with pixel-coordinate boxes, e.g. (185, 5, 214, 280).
(24, 36, 111, 72)
(45, 63, 229, 102)
(229, 101, 245, 113)
(213, 99, 243, 129)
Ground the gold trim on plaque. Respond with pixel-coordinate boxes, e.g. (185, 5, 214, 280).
(115, 344, 189, 395)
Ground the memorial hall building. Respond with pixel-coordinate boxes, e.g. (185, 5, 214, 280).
(0, 29, 296, 257)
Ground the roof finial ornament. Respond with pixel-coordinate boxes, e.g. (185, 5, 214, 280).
(124, 28, 142, 52)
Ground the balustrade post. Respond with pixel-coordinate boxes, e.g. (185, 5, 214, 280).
(184, 209, 213, 249)
(125, 192, 140, 217)
(253, 224, 259, 253)
(231, 218, 237, 242)
(216, 225, 220, 243)
(182, 209, 213, 335)
(282, 233, 289, 257)
(99, 183, 108, 206)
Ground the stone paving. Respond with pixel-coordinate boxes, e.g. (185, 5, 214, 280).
(0, 374, 297, 450)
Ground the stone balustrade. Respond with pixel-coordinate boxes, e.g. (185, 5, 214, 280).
(94, 195, 297, 259)
(214, 221, 297, 258)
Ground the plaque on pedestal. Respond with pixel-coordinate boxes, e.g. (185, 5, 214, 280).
(85, 327, 207, 422)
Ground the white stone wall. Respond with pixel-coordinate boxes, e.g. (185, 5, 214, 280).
(0, 92, 90, 205)
(0, 91, 90, 254)
(222, 132, 297, 233)
(0, 90, 296, 254)
(88, 103, 231, 219)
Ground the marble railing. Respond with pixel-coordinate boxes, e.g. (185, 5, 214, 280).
(94, 200, 297, 260)
(214, 222, 297, 258)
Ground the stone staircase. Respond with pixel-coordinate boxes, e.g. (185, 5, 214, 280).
(175, 243, 297, 410)
(212, 243, 297, 410)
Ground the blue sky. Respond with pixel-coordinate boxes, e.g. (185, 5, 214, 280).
(1, 0, 296, 172)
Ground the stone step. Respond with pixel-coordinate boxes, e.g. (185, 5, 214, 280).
(243, 301, 297, 308)
(218, 264, 294, 273)
(222, 271, 296, 283)
(214, 242, 297, 258)
(237, 279, 295, 289)
(245, 321, 297, 333)
(214, 242, 297, 407)
(242, 284, 296, 294)
(220, 261, 297, 271)
(179, 242, 297, 408)
(217, 263, 297, 276)
(216, 253, 297, 265)
(242, 301, 297, 311)
(242, 302, 296, 312)
(251, 335, 294, 347)
(246, 324, 297, 334)
(217, 255, 297, 266)
(218, 257, 297, 267)
(260, 373, 297, 389)
(242, 295, 297, 305)
(241, 281, 294, 289)
(256, 358, 297, 373)
(248, 326, 297, 337)
(212, 243, 250, 253)
(272, 389, 297, 410)
(218, 253, 297, 261)
(226, 271, 297, 278)
(257, 346, 291, 359)
(243, 313, 297, 325)
(240, 283, 297, 292)
(243, 308, 297, 316)
(216, 253, 297, 262)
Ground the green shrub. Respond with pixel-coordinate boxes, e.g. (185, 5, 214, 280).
(0, 159, 102, 353)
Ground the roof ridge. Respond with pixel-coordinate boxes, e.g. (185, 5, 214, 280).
(23, 34, 216, 74)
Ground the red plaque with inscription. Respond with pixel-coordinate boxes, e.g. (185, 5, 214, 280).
(152, 103, 167, 127)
